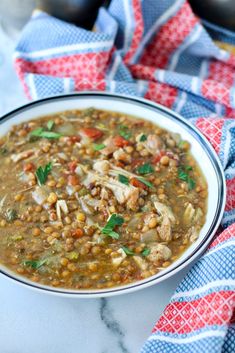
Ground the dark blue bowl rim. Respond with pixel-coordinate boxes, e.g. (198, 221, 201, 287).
(0, 92, 226, 296)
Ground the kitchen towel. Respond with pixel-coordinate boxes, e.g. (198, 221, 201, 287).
(14, 0, 235, 352)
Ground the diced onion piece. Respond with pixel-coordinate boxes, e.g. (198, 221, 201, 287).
(112, 248, 127, 267)
(56, 200, 69, 221)
(56, 123, 75, 136)
(141, 229, 159, 243)
(75, 164, 85, 177)
(133, 256, 148, 270)
(32, 186, 49, 205)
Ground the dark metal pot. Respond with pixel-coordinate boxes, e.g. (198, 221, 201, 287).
(189, 0, 235, 31)
(37, 0, 110, 29)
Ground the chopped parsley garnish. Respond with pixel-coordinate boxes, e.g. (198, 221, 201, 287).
(141, 248, 151, 257)
(23, 259, 47, 270)
(101, 214, 124, 239)
(35, 162, 52, 186)
(5, 208, 18, 222)
(121, 246, 135, 256)
(93, 143, 105, 151)
(140, 134, 147, 142)
(118, 125, 132, 140)
(188, 178, 196, 190)
(47, 120, 54, 131)
(118, 174, 129, 185)
(178, 166, 196, 190)
(137, 177, 154, 189)
(137, 163, 154, 175)
(30, 127, 61, 139)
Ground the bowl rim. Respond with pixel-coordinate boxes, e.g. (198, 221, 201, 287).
(0, 91, 226, 298)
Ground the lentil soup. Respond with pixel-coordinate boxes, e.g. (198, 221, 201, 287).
(0, 108, 207, 290)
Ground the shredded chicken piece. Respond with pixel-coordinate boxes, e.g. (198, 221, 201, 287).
(100, 137, 116, 156)
(112, 248, 127, 267)
(154, 201, 176, 242)
(82, 172, 97, 188)
(100, 187, 109, 200)
(56, 200, 69, 221)
(157, 215, 172, 242)
(11, 149, 34, 163)
(102, 178, 139, 210)
(154, 201, 176, 223)
(147, 243, 172, 262)
(187, 226, 199, 243)
(143, 135, 163, 155)
(133, 256, 148, 270)
(183, 203, 195, 225)
(113, 148, 131, 163)
(93, 160, 110, 175)
(82, 171, 139, 210)
(77, 194, 100, 215)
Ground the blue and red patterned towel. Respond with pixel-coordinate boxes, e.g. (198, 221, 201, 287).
(14, 0, 235, 352)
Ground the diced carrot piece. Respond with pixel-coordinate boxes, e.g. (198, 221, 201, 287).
(72, 228, 84, 238)
(131, 159, 144, 168)
(68, 175, 79, 186)
(69, 136, 81, 143)
(152, 151, 165, 164)
(68, 161, 77, 173)
(81, 128, 103, 140)
(112, 135, 130, 147)
(130, 178, 148, 190)
(23, 162, 35, 172)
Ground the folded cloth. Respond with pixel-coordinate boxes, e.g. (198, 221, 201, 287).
(14, 0, 235, 351)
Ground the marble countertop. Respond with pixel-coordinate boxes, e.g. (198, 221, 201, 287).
(0, 27, 191, 353)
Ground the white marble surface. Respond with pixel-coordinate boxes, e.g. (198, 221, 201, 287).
(0, 27, 191, 353)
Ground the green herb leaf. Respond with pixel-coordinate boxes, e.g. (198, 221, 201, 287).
(47, 120, 54, 131)
(140, 134, 147, 142)
(118, 174, 129, 185)
(118, 125, 132, 140)
(93, 143, 105, 151)
(137, 163, 154, 175)
(121, 246, 135, 256)
(101, 214, 124, 239)
(137, 177, 154, 189)
(141, 248, 151, 257)
(5, 208, 18, 222)
(178, 167, 196, 190)
(23, 259, 47, 270)
(38, 131, 62, 139)
(108, 231, 120, 240)
(185, 165, 193, 171)
(188, 178, 196, 190)
(35, 162, 52, 186)
(178, 169, 188, 181)
(30, 127, 44, 137)
(30, 128, 61, 139)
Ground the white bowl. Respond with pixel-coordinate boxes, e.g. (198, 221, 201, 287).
(0, 92, 226, 298)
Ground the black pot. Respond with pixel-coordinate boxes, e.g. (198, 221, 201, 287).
(189, 0, 235, 31)
(37, 0, 110, 30)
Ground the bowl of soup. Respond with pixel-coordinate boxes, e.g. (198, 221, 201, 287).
(0, 92, 226, 297)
